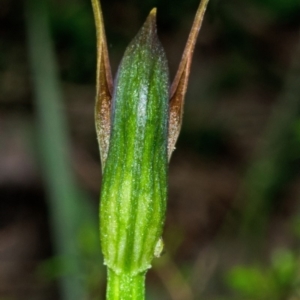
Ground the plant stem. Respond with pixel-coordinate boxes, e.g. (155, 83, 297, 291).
(106, 269, 145, 300)
(25, 0, 86, 298)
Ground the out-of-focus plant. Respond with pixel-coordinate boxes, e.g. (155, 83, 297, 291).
(25, 0, 91, 298)
(226, 248, 298, 300)
(91, 0, 209, 298)
(236, 21, 300, 245)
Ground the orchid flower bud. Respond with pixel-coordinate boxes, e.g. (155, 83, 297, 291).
(100, 9, 169, 275)
(91, 0, 209, 298)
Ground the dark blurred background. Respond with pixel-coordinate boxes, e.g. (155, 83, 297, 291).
(1, 0, 300, 299)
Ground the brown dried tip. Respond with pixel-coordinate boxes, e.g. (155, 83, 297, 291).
(150, 7, 157, 17)
(168, 0, 209, 159)
(91, 0, 113, 170)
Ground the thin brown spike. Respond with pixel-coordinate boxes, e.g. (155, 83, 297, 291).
(91, 0, 113, 169)
(168, 0, 209, 159)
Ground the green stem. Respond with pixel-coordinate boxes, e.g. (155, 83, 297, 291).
(106, 269, 145, 300)
(25, 0, 86, 299)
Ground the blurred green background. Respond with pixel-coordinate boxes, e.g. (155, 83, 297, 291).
(1, 0, 300, 299)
